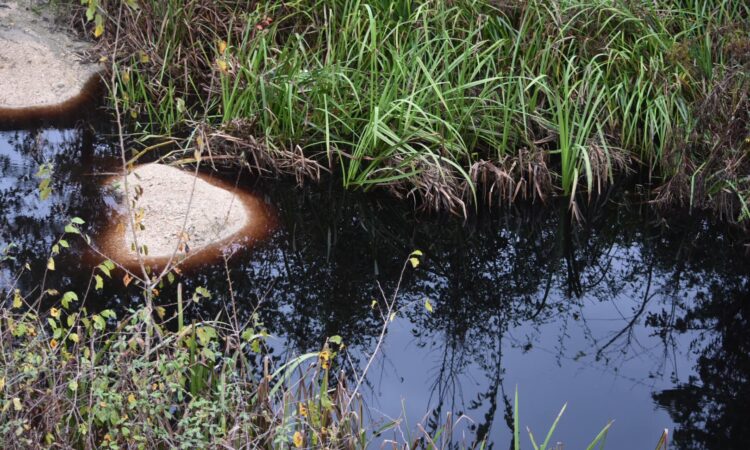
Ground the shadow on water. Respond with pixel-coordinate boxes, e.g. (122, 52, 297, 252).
(2, 119, 750, 449)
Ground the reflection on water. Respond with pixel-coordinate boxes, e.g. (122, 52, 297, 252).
(2, 121, 750, 449)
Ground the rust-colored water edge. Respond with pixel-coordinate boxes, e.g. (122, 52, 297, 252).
(0, 75, 104, 129)
(92, 163, 276, 273)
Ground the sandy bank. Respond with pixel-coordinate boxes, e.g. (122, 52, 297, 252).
(98, 163, 274, 270)
(0, 1, 101, 122)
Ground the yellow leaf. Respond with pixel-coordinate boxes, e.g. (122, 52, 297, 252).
(216, 58, 228, 73)
(127, 394, 136, 405)
(298, 402, 307, 417)
(12, 290, 22, 309)
(0, 377, 5, 391)
(68, 333, 79, 344)
(50, 339, 59, 350)
(409, 257, 420, 268)
(139, 52, 150, 63)
(155, 306, 165, 319)
(424, 299, 433, 313)
(12, 397, 22, 411)
(123, 273, 133, 287)
(94, 23, 104, 38)
(47, 258, 55, 271)
(218, 40, 227, 55)
(293, 431, 303, 448)
(50, 307, 60, 318)
(319, 348, 331, 370)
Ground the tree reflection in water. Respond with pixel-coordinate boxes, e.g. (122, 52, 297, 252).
(2, 122, 749, 448)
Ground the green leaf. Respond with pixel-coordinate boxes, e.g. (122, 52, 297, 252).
(196, 326, 216, 346)
(193, 286, 211, 301)
(92, 315, 105, 331)
(71, 217, 86, 225)
(97, 260, 115, 278)
(329, 335, 343, 346)
(59, 239, 69, 248)
(98, 264, 111, 278)
(94, 275, 104, 290)
(61, 292, 78, 309)
(47, 258, 55, 271)
(64, 225, 80, 235)
(241, 328, 254, 341)
(424, 299, 433, 313)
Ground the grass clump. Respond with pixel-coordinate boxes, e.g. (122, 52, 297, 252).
(76, 0, 750, 219)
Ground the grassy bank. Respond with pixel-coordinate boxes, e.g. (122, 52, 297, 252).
(76, 0, 750, 219)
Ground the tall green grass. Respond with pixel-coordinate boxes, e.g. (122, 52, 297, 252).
(94, 0, 750, 217)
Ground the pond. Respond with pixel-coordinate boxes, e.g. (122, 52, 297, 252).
(2, 119, 750, 449)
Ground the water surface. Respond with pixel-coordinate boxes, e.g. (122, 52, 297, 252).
(2, 121, 749, 449)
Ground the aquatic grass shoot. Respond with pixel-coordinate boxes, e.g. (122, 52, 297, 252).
(513, 388, 612, 450)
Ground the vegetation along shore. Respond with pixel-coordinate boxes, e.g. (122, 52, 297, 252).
(71, 0, 750, 220)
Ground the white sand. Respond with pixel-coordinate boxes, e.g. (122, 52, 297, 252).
(0, 1, 100, 109)
(110, 164, 250, 260)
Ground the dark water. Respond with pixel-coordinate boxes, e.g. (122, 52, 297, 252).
(2, 120, 750, 449)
